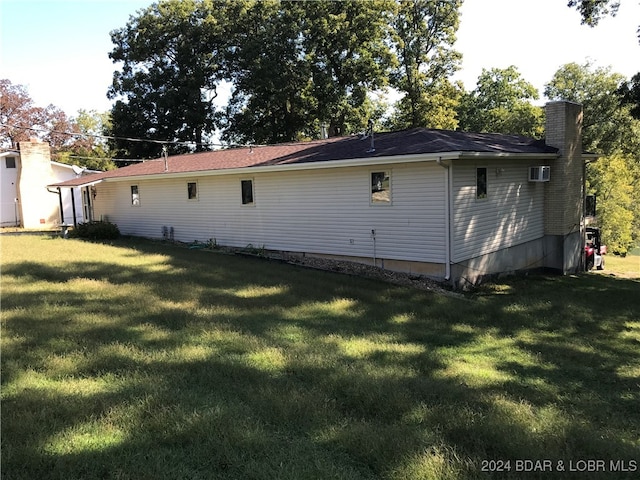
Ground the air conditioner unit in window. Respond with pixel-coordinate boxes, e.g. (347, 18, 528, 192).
(529, 166, 550, 182)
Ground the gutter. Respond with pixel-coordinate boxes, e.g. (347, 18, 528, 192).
(93, 152, 463, 184)
(91, 151, 559, 185)
(436, 157, 452, 281)
(48, 178, 105, 189)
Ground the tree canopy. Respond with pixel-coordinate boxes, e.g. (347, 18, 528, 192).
(618, 72, 640, 119)
(108, 0, 228, 158)
(387, 0, 462, 130)
(456, 66, 544, 137)
(0, 79, 116, 171)
(568, 0, 620, 26)
(567, 1, 639, 43)
(107, 0, 464, 154)
(0, 79, 77, 150)
(544, 62, 637, 154)
(220, 0, 398, 144)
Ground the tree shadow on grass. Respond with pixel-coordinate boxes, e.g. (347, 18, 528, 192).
(2, 238, 639, 479)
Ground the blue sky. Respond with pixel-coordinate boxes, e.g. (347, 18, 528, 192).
(2, 0, 639, 117)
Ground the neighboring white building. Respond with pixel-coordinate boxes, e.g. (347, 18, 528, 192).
(50, 101, 589, 286)
(1, 140, 98, 228)
(0, 150, 21, 227)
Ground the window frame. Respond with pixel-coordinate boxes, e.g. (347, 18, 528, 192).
(476, 167, 488, 200)
(240, 178, 255, 206)
(187, 181, 198, 201)
(370, 169, 392, 205)
(131, 185, 140, 206)
(5, 157, 16, 168)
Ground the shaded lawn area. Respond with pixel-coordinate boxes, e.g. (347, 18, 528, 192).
(1, 235, 639, 480)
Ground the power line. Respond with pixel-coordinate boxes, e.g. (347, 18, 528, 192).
(0, 122, 262, 150)
(66, 154, 145, 163)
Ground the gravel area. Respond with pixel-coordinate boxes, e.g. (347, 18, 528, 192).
(182, 240, 458, 295)
(276, 253, 457, 295)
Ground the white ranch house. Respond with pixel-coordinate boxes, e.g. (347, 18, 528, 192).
(48, 101, 589, 286)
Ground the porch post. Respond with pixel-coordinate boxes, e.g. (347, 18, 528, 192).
(71, 187, 77, 227)
(86, 186, 93, 221)
(57, 187, 65, 224)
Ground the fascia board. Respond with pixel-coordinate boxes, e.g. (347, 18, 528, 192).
(101, 152, 462, 183)
(50, 161, 77, 170)
(48, 178, 105, 188)
(0, 151, 19, 158)
(99, 151, 560, 184)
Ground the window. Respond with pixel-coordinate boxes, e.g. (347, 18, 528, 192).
(131, 185, 140, 206)
(5, 157, 16, 168)
(241, 179, 254, 205)
(371, 170, 391, 204)
(476, 167, 487, 199)
(187, 181, 198, 200)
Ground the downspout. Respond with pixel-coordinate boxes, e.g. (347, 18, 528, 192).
(47, 187, 64, 224)
(436, 157, 451, 281)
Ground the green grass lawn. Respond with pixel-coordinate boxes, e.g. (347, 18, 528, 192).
(2, 235, 639, 480)
(596, 252, 640, 279)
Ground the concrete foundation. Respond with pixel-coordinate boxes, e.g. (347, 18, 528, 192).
(450, 238, 547, 288)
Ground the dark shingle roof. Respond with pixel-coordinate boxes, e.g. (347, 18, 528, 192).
(50, 128, 558, 187)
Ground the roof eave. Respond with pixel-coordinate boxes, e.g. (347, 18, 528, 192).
(0, 151, 19, 157)
(95, 150, 558, 183)
(94, 152, 456, 182)
(48, 178, 106, 188)
(456, 151, 559, 160)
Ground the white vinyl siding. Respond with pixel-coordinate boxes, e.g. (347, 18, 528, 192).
(94, 162, 447, 264)
(451, 160, 545, 262)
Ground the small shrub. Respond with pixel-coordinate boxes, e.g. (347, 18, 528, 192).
(243, 243, 266, 256)
(70, 221, 120, 240)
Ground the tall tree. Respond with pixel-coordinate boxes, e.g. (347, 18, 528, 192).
(0, 79, 49, 148)
(55, 110, 117, 171)
(107, 0, 468, 148)
(221, 0, 313, 144)
(618, 72, 640, 119)
(457, 66, 544, 137)
(389, 0, 462, 130)
(221, 0, 395, 142)
(301, 0, 395, 137)
(108, 0, 229, 158)
(567, 1, 639, 42)
(544, 62, 635, 153)
(587, 153, 635, 254)
(0, 79, 78, 150)
(0, 79, 116, 169)
(568, 0, 620, 26)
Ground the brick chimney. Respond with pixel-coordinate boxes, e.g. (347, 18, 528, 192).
(17, 139, 59, 228)
(543, 101, 585, 273)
